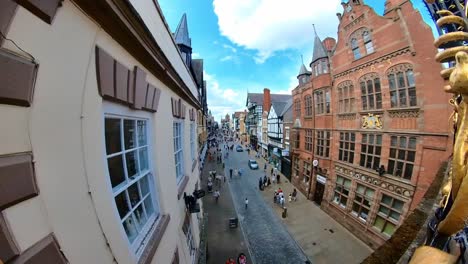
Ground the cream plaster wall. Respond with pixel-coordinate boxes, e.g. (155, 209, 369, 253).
(2, 1, 202, 264)
(129, 0, 199, 99)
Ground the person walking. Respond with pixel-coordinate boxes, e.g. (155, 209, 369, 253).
(270, 167, 274, 176)
(245, 198, 249, 209)
(258, 177, 263, 191)
(292, 188, 298, 201)
(276, 173, 280, 184)
(229, 168, 233, 179)
(214, 190, 220, 203)
(264, 163, 267, 171)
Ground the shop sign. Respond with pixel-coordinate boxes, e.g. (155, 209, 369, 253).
(316, 174, 327, 184)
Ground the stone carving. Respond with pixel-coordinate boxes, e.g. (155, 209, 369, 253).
(344, 15, 365, 32)
(361, 113, 383, 129)
(338, 113, 357, 120)
(334, 165, 414, 198)
(386, 63, 414, 75)
(388, 109, 420, 118)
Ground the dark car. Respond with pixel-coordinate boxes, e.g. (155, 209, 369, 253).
(248, 160, 259, 169)
(236, 145, 243, 152)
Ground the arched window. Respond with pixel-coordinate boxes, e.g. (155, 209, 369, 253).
(338, 81, 355, 113)
(387, 64, 416, 108)
(363, 31, 374, 54)
(351, 38, 361, 59)
(305, 95, 313, 116)
(359, 73, 382, 110)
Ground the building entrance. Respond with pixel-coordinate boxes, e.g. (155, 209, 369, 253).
(314, 182, 325, 205)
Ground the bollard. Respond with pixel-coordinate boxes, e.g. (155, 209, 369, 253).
(282, 207, 287, 218)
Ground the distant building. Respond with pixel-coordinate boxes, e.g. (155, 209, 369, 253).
(291, 0, 451, 249)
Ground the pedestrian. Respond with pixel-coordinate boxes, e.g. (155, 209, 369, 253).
(271, 174, 276, 185)
(238, 168, 243, 177)
(214, 190, 220, 203)
(229, 168, 233, 179)
(270, 167, 273, 176)
(245, 198, 249, 209)
(292, 188, 298, 201)
(267, 177, 271, 186)
(288, 193, 292, 202)
(234, 168, 238, 178)
(263, 175, 267, 187)
(276, 173, 280, 184)
(264, 163, 267, 171)
(280, 195, 285, 208)
(258, 177, 263, 191)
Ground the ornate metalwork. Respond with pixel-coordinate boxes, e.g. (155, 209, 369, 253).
(410, 4, 468, 263)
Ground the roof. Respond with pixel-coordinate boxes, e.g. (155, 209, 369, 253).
(298, 63, 310, 76)
(311, 32, 327, 63)
(174, 13, 191, 48)
(191, 59, 203, 86)
(271, 94, 292, 102)
(246, 93, 263, 106)
(280, 98, 293, 116)
(271, 101, 287, 116)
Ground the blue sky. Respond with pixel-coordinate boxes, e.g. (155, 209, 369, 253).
(158, 0, 437, 122)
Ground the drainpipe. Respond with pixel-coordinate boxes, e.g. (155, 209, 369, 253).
(307, 91, 316, 201)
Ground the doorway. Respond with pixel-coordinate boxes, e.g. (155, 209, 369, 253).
(314, 182, 325, 205)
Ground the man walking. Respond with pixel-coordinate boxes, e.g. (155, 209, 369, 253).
(214, 190, 220, 203)
(245, 198, 249, 209)
(229, 168, 233, 179)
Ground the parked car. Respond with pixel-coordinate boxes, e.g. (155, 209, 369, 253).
(236, 145, 243, 152)
(248, 160, 259, 170)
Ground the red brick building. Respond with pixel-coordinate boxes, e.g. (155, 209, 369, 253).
(291, 0, 452, 249)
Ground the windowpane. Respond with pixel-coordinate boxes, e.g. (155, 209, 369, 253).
(139, 147, 149, 172)
(108, 155, 126, 188)
(406, 70, 415, 86)
(397, 72, 405, 88)
(399, 90, 407, 107)
(123, 215, 138, 243)
(128, 182, 141, 208)
(137, 120, 147, 146)
(365, 42, 374, 54)
(140, 175, 150, 196)
(374, 78, 381, 92)
(388, 74, 396, 90)
(115, 191, 130, 218)
(382, 195, 392, 205)
(390, 91, 398, 107)
(393, 200, 404, 211)
(124, 120, 136, 149)
(105, 118, 122, 154)
(383, 222, 396, 236)
(126, 151, 138, 179)
(144, 196, 155, 216)
(379, 206, 390, 215)
(409, 88, 417, 106)
(374, 216, 385, 230)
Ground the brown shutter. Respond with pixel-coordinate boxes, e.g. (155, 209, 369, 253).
(133, 66, 147, 110)
(0, 214, 19, 262)
(171, 98, 176, 117)
(0, 0, 18, 46)
(0, 153, 38, 210)
(15, 0, 63, 24)
(145, 84, 156, 112)
(0, 49, 37, 107)
(152, 88, 161, 112)
(12, 234, 66, 263)
(114, 61, 129, 102)
(95, 47, 114, 98)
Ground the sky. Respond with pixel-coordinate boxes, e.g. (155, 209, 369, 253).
(157, 0, 437, 123)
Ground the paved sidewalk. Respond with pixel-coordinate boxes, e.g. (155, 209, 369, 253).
(252, 151, 373, 264)
(201, 147, 252, 264)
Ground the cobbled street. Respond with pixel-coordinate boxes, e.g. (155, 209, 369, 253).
(223, 144, 309, 264)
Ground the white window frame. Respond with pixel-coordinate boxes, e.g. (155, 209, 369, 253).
(104, 110, 161, 256)
(173, 121, 185, 184)
(190, 122, 195, 162)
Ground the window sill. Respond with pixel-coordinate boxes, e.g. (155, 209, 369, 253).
(177, 176, 189, 200)
(138, 214, 170, 264)
(359, 109, 384, 115)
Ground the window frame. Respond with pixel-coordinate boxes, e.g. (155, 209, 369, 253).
(293, 157, 301, 177)
(338, 132, 355, 164)
(173, 121, 185, 184)
(351, 38, 361, 60)
(315, 90, 324, 115)
(359, 134, 382, 170)
(351, 184, 375, 222)
(373, 194, 405, 237)
(303, 162, 311, 183)
(338, 81, 355, 113)
(363, 31, 374, 54)
(295, 99, 301, 118)
(387, 135, 417, 180)
(305, 129, 313, 151)
(359, 73, 382, 110)
(104, 113, 161, 255)
(305, 95, 313, 116)
(333, 176, 352, 208)
(387, 65, 416, 108)
(190, 122, 196, 163)
(315, 130, 331, 158)
(182, 214, 197, 263)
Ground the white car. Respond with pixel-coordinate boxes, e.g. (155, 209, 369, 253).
(248, 160, 259, 170)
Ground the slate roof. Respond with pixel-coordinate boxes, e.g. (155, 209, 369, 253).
(298, 63, 310, 76)
(246, 93, 264, 106)
(311, 33, 327, 63)
(191, 59, 203, 86)
(247, 93, 292, 107)
(174, 13, 191, 48)
(280, 98, 293, 117)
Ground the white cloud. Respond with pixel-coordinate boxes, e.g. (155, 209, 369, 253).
(204, 72, 245, 122)
(222, 44, 237, 53)
(213, 0, 342, 63)
(220, 55, 234, 62)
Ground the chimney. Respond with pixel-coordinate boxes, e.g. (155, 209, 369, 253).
(263, 88, 271, 112)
